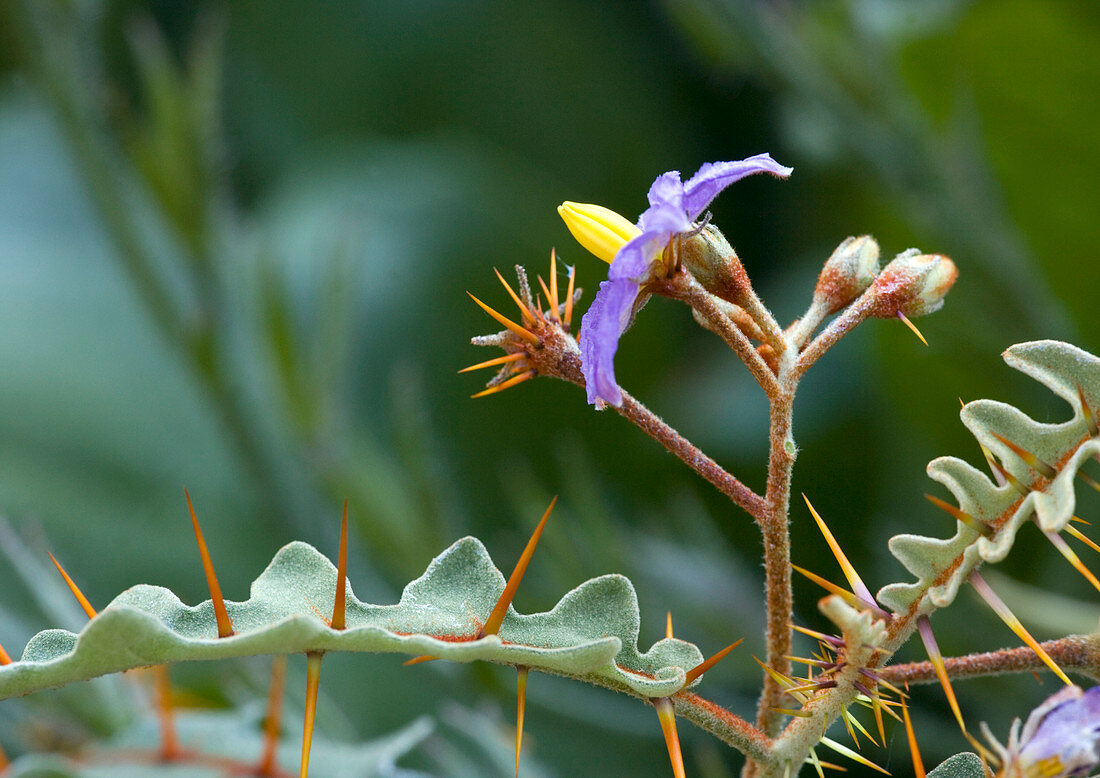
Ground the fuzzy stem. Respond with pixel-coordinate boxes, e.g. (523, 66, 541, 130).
(615, 390, 768, 521)
(880, 634, 1100, 685)
(663, 275, 779, 395)
(785, 298, 832, 352)
(755, 384, 797, 739)
(795, 291, 878, 376)
(738, 285, 788, 362)
(529, 327, 768, 521)
(674, 692, 773, 764)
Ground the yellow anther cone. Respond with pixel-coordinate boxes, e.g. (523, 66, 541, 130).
(557, 201, 640, 264)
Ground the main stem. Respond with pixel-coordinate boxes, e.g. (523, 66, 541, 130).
(755, 382, 797, 740)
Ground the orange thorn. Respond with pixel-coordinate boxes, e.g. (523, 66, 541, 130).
(48, 552, 98, 619)
(471, 370, 537, 398)
(1079, 384, 1099, 437)
(564, 263, 576, 328)
(789, 624, 845, 647)
(820, 736, 890, 774)
(988, 458, 1030, 497)
(403, 655, 437, 666)
(467, 292, 539, 344)
(896, 311, 928, 346)
(845, 700, 879, 747)
(666, 611, 673, 640)
(1077, 469, 1100, 494)
(1045, 530, 1100, 594)
(654, 698, 685, 778)
(871, 686, 886, 747)
(979, 445, 1007, 486)
(300, 652, 322, 778)
(924, 494, 992, 538)
(991, 433, 1057, 479)
(1066, 524, 1100, 554)
(184, 490, 234, 638)
(0, 640, 11, 665)
(481, 497, 556, 638)
(899, 683, 921, 778)
(807, 746, 826, 778)
(969, 572, 1071, 685)
(1072, 515, 1091, 525)
(331, 500, 348, 631)
(154, 664, 181, 760)
(459, 352, 526, 373)
(791, 565, 887, 618)
(752, 656, 800, 698)
(840, 706, 859, 748)
(683, 638, 743, 687)
(803, 495, 878, 607)
(515, 666, 528, 777)
(785, 655, 834, 668)
(916, 616, 966, 734)
(494, 268, 534, 323)
(960, 398, 1007, 485)
(549, 249, 560, 318)
(257, 655, 288, 776)
(773, 707, 813, 718)
(537, 276, 554, 318)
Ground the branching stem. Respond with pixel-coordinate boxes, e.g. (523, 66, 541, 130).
(795, 291, 877, 377)
(663, 276, 780, 395)
(880, 634, 1100, 685)
(614, 390, 768, 521)
(756, 383, 797, 737)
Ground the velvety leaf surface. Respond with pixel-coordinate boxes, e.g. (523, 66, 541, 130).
(0, 537, 703, 701)
(880, 341, 1100, 613)
(926, 752, 984, 778)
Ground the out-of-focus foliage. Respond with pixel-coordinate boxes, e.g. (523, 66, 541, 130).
(0, 0, 1096, 774)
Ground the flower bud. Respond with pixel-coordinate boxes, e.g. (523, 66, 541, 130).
(870, 249, 958, 318)
(814, 235, 879, 313)
(673, 224, 752, 307)
(558, 201, 641, 264)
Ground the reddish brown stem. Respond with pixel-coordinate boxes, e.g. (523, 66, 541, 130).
(795, 291, 877, 377)
(755, 388, 797, 737)
(880, 634, 1100, 685)
(674, 691, 773, 764)
(670, 277, 779, 395)
(523, 316, 767, 521)
(616, 390, 767, 521)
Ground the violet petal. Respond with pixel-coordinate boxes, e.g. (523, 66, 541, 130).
(1019, 686, 1100, 775)
(682, 155, 794, 221)
(579, 277, 640, 406)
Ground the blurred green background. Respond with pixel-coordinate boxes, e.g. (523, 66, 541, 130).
(0, 0, 1097, 774)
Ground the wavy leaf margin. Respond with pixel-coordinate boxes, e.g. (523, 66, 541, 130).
(0, 536, 704, 700)
(879, 340, 1100, 615)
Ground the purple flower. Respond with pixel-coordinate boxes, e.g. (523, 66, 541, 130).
(578, 155, 793, 406)
(988, 685, 1100, 778)
(1016, 685, 1100, 777)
